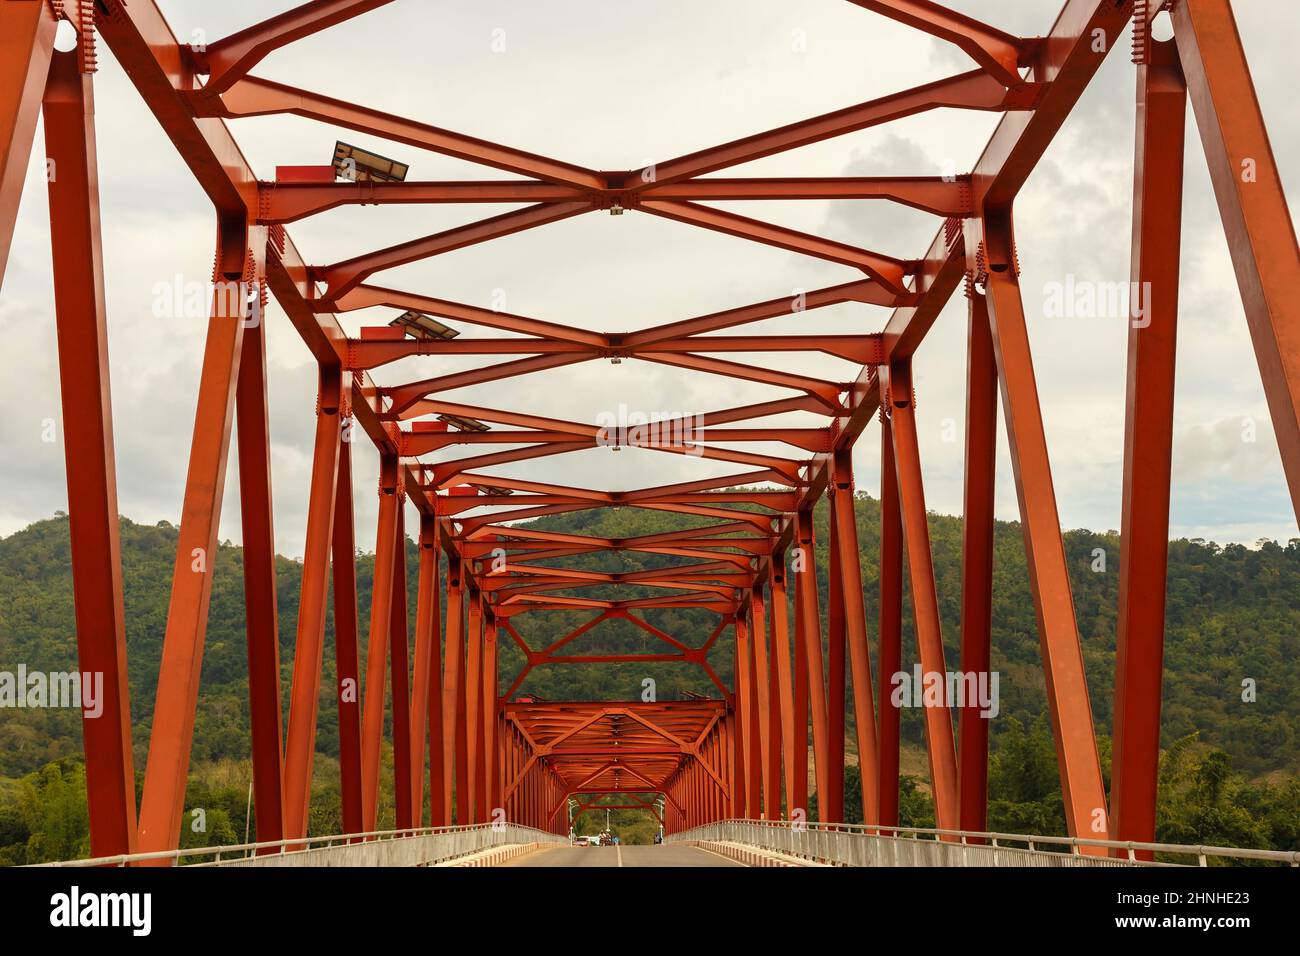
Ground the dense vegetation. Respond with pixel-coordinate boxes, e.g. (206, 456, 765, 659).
(0, 498, 1296, 862)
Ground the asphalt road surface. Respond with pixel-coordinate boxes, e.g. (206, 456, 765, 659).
(503, 845, 742, 867)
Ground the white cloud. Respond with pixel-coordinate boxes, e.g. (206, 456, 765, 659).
(1, 0, 1296, 556)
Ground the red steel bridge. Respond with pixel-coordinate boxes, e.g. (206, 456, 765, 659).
(0, 0, 1296, 865)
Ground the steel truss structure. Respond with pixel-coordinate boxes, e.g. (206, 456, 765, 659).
(1, 0, 1296, 863)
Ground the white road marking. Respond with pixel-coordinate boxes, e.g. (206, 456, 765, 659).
(617, 844, 624, 867)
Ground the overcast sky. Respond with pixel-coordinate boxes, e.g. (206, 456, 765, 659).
(1, 0, 1297, 559)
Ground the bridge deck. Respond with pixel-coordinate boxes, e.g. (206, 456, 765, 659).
(504, 845, 740, 868)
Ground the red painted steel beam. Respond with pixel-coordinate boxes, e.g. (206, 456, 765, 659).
(876, 417, 903, 828)
(972, 0, 1134, 212)
(257, 176, 970, 223)
(317, 201, 592, 302)
(452, 587, 473, 816)
(217, 75, 606, 190)
(196, 0, 396, 95)
(347, 332, 882, 367)
(331, 420, 365, 834)
(283, 367, 343, 840)
(235, 293, 285, 845)
(405, 427, 829, 454)
(442, 562, 466, 821)
(635, 70, 1027, 188)
(360, 455, 399, 831)
(464, 591, 484, 822)
(879, 0, 1134, 364)
(979, 210, 1108, 846)
(794, 511, 831, 820)
(390, 505, 414, 829)
(826, 507, 846, 824)
(748, 587, 776, 818)
(258, 180, 589, 222)
(410, 514, 443, 825)
(136, 222, 260, 858)
(768, 559, 798, 818)
(387, 355, 592, 416)
(484, 619, 501, 816)
(636, 350, 845, 411)
(334, 285, 607, 346)
(625, 279, 904, 348)
(642, 176, 971, 214)
(882, 360, 959, 832)
(846, 0, 1030, 87)
(958, 290, 998, 834)
(1173, 0, 1300, 521)
(42, 48, 138, 858)
(733, 617, 753, 818)
(0, 0, 56, 288)
(1111, 28, 1186, 853)
(638, 200, 910, 293)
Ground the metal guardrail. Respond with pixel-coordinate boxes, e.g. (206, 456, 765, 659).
(668, 819, 1300, 868)
(32, 823, 567, 868)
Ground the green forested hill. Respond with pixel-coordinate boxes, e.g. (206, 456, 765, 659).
(0, 499, 1297, 861)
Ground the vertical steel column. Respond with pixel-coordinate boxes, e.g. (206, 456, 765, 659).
(1173, 0, 1300, 520)
(981, 210, 1108, 843)
(331, 416, 364, 835)
(482, 613, 500, 818)
(744, 615, 763, 815)
(790, 547, 811, 818)
(454, 585, 471, 823)
(732, 615, 752, 818)
(235, 288, 283, 845)
(410, 514, 442, 825)
(137, 219, 259, 855)
(360, 453, 399, 831)
(441, 556, 464, 821)
(959, 290, 999, 834)
(1112, 25, 1186, 851)
(464, 588, 483, 822)
(877, 413, 903, 828)
(831, 451, 879, 824)
(790, 512, 832, 816)
(825, 496, 847, 824)
(727, 685, 743, 817)
(884, 361, 960, 831)
(42, 49, 137, 858)
(749, 587, 776, 818)
(0, 0, 55, 288)
(768, 557, 798, 817)
(764, 587, 784, 819)
(389, 503, 413, 830)
(282, 366, 342, 841)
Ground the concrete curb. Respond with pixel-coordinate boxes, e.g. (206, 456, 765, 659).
(684, 840, 830, 868)
(437, 842, 554, 867)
